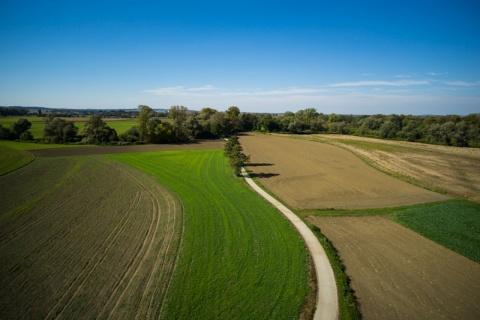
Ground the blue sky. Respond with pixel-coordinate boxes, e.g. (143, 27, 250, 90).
(1, 0, 479, 114)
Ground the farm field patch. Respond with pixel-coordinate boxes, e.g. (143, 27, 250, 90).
(308, 215, 480, 319)
(392, 200, 480, 263)
(0, 156, 182, 319)
(302, 134, 480, 202)
(240, 133, 448, 209)
(0, 116, 139, 138)
(110, 150, 311, 319)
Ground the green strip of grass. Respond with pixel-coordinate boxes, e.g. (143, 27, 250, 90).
(307, 222, 361, 320)
(0, 142, 35, 175)
(392, 199, 480, 263)
(110, 150, 310, 320)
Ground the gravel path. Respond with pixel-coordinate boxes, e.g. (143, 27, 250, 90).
(241, 168, 338, 320)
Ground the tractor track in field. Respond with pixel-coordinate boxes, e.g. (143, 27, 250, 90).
(0, 156, 183, 319)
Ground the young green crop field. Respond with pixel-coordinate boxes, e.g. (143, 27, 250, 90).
(0, 147, 310, 319)
(109, 150, 310, 319)
(392, 200, 480, 263)
(0, 140, 85, 175)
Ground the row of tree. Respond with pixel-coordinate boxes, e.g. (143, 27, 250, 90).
(1, 105, 479, 147)
(253, 110, 480, 147)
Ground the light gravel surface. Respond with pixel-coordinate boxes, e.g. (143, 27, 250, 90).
(241, 168, 338, 320)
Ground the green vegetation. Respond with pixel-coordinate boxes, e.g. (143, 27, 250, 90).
(224, 135, 250, 176)
(0, 143, 34, 175)
(308, 223, 361, 320)
(392, 200, 480, 263)
(110, 150, 310, 319)
(303, 199, 480, 264)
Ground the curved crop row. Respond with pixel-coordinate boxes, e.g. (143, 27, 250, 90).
(111, 150, 310, 319)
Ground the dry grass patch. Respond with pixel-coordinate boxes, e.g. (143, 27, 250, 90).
(304, 134, 480, 202)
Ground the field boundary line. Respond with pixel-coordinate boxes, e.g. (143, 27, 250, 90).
(241, 168, 338, 320)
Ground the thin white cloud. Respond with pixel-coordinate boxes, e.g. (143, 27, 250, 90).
(444, 81, 480, 87)
(429, 72, 448, 76)
(143, 85, 216, 96)
(329, 80, 429, 87)
(143, 85, 325, 97)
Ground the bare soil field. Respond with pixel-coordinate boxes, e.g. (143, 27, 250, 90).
(240, 133, 448, 209)
(0, 156, 182, 319)
(30, 139, 224, 157)
(303, 134, 480, 202)
(308, 216, 480, 319)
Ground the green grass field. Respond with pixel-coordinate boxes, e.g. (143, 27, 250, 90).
(110, 150, 310, 319)
(0, 116, 138, 138)
(392, 200, 480, 263)
(0, 142, 34, 176)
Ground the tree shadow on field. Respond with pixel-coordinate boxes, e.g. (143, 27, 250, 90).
(248, 172, 280, 179)
(246, 163, 274, 167)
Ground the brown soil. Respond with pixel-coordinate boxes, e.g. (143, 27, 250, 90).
(240, 133, 449, 209)
(304, 134, 480, 202)
(0, 156, 183, 319)
(30, 139, 224, 157)
(308, 216, 480, 319)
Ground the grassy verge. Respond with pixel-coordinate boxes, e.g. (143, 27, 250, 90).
(307, 222, 361, 320)
(0, 142, 35, 175)
(110, 150, 310, 319)
(245, 169, 361, 319)
(392, 199, 480, 263)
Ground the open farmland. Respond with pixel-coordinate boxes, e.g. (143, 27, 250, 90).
(308, 215, 480, 319)
(0, 116, 139, 139)
(302, 134, 480, 202)
(0, 141, 311, 319)
(240, 133, 480, 319)
(240, 133, 449, 209)
(0, 156, 182, 319)
(110, 150, 311, 319)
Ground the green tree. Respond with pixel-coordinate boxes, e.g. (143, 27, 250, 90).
(168, 105, 189, 142)
(0, 125, 11, 140)
(11, 118, 32, 140)
(43, 115, 78, 143)
(81, 114, 118, 144)
(224, 136, 250, 176)
(137, 105, 154, 142)
(225, 106, 241, 132)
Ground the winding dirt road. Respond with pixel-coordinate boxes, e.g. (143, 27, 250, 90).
(241, 168, 338, 320)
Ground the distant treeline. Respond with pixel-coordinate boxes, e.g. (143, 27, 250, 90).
(1, 105, 479, 147)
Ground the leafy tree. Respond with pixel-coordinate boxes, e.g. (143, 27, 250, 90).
(119, 126, 140, 143)
(210, 112, 231, 137)
(224, 136, 250, 176)
(137, 105, 155, 142)
(81, 114, 118, 144)
(225, 106, 241, 132)
(168, 105, 189, 142)
(43, 115, 78, 143)
(0, 125, 11, 140)
(11, 118, 33, 140)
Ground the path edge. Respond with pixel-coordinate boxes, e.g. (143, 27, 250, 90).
(241, 168, 338, 320)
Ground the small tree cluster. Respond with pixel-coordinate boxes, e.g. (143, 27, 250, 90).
(0, 118, 34, 141)
(224, 136, 250, 176)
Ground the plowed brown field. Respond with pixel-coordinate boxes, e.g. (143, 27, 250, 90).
(302, 134, 480, 202)
(309, 216, 480, 319)
(240, 133, 449, 209)
(0, 156, 182, 319)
